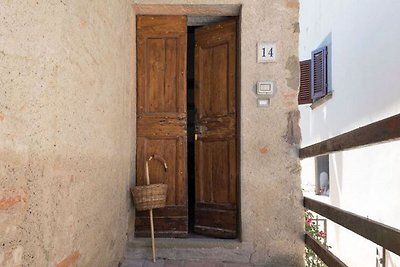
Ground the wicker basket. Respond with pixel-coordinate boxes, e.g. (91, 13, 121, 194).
(132, 184, 168, 211)
(132, 155, 168, 211)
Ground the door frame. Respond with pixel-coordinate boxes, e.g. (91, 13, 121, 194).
(130, 4, 242, 240)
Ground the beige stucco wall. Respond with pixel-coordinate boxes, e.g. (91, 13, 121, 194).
(1, 1, 132, 266)
(131, 0, 303, 266)
(1, 0, 302, 266)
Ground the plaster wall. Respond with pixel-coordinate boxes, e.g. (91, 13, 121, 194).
(0, 1, 132, 266)
(131, 1, 303, 266)
(299, 0, 400, 266)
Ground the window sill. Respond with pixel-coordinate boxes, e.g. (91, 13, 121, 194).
(310, 92, 333, 110)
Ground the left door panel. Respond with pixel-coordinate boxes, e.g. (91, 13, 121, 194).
(136, 16, 188, 237)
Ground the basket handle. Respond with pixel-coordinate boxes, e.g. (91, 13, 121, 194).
(145, 154, 168, 185)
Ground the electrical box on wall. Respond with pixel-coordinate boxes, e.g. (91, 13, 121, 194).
(256, 81, 274, 96)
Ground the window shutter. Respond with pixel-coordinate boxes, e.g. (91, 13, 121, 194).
(298, 60, 312, 105)
(311, 46, 328, 101)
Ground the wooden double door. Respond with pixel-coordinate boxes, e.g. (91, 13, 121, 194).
(136, 16, 237, 238)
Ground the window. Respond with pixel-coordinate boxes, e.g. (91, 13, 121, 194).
(298, 46, 329, 105)
(315, 155, 329, 196)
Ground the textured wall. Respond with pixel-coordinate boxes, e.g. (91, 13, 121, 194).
(131, 1, 303, 266)
(238, 1, 303, 265)
(0, 1, 132, 266)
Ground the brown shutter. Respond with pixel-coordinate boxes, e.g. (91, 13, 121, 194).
(311, 46, 328, 100)
(298, 59, 312, 105)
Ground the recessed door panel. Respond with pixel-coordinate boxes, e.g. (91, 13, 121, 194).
(136, 15, 188, 237)
(194, 19, 237, 238)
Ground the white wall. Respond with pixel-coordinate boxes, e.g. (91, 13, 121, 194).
(299, 0, 400, 266)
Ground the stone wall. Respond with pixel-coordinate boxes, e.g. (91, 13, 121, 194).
(0, 1, 132, 266)
(240, 3, 303, 263)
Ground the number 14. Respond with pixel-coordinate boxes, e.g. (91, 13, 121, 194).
(257, 43, 277, 63)
(262, 47, 274, 58)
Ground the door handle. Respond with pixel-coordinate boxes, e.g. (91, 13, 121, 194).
(195, 125, 208, 134)
(195, 125, 207, 141)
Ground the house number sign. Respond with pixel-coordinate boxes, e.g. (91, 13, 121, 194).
(257, 42, 277, 63)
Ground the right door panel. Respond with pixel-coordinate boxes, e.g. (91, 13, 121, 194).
(194, 19, 237, 238)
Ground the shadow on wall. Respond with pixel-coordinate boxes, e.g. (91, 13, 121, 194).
(319, 33, 332, 94)
(386, 252, 400, 267)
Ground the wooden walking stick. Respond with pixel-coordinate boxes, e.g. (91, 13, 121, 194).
(145, 155, 168, 262)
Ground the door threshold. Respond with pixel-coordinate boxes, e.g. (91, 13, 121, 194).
(128, 237, 243, 249)
(187, 232, 227, 239)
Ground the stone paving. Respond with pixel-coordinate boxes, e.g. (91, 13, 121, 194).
(120, 259, 255, 267)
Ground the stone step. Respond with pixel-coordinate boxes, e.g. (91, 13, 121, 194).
(124, 238, 255, 264)
(120, 259, 256, 267)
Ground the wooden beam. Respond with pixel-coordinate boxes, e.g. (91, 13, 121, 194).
(134, 4, 241, 16)
(305, 233, 348, 267)
(304, 197, 400, 256)
(300, 113, 400, 158)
